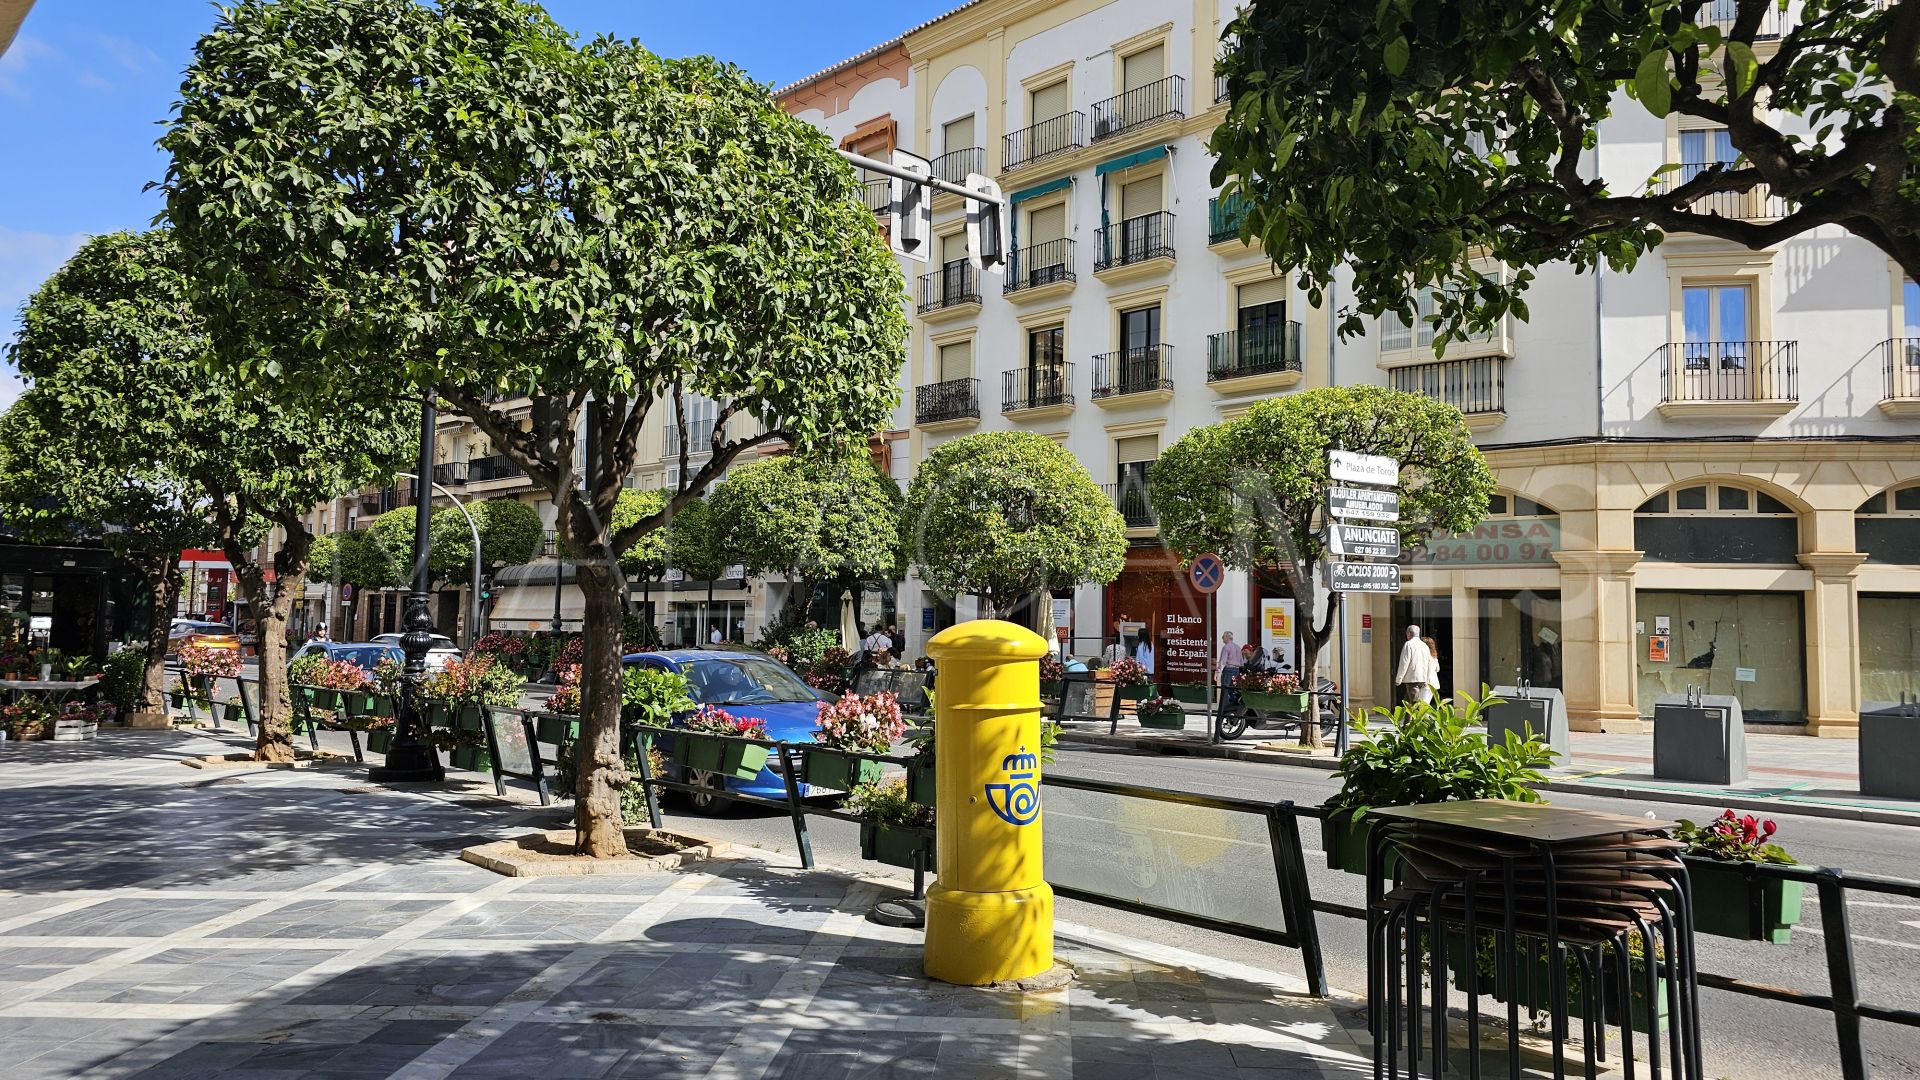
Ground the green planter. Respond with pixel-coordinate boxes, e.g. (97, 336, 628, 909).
(454, 705, 485, 733)
(424, 703, 453, 728)
(369, 694, 396, 718)
(537, 714, 580, 745)
(1242, 690, 1309, 713)
(1039, 679, 1064, 700)
(311, 688, 341, 712)
(805, 751, 887, 792)
(908, 759, 936, 805)
(1169, 683, 1212, 705)
(672, 734, 771, 781)
(1322, 811, 1400, 877)
(1448, 934, 1668, 1033)
(860, 822, 934, 870)
(1688, 860, 1804, 943)
(1135, 707, 1187, 730)
(451, 745, 492, 772)
(1116, 683, 1151, 701)
(367, 729, 394, 754)
(170, 691, 187, 709)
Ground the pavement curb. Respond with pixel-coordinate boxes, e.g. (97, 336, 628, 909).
(1058, 728, 1920, 828)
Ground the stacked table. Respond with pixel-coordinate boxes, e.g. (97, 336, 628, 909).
(1365, 799, 1703, 1080)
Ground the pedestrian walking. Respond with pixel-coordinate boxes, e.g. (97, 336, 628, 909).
(1215, 630, 1241, 708)
(1132, 631, 1155, 676)
(708, 622, 723, 646)
(1394, 625, 1437, 705)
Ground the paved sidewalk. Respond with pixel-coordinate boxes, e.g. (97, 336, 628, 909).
(0, 730, 1376, 1080)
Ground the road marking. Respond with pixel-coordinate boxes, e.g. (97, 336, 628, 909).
(1794, 925, 1920, 952)
(1799, 898, 1920, 911)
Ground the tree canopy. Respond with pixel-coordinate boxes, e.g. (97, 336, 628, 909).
(709, 447, 903, 615)
(903, 432, 1127, 618)
(1213, 0, 1920, 343)
(353, 498, 543, 587)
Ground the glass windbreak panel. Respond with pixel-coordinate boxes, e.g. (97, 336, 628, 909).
(1635, 591, 1806, 724)
(1043, 783, 1289, 935)
(1479, 590, 1564, 690)
(1859, 596, 1920, 713)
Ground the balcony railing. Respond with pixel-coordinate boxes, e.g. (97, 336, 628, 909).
(663, 418, 717, 458)
(1699, 0, 1791, 40)
(468, 455, 526, 483)
(1002, 363, 1075, 412)
(1208, 193, 1249, 245)
(1388, 357, 1508, 415)
(932, 147, 985, 184)
(1102, 479, 1157, 528)
(1004, 111, 1085, 170)
(1091, 75, 1186, 142)
(1095, 211, 1175, 270)
(1215, 72, 1229, 104)
(1092, 345, 1174, 399)
(1885, 338, 1920, 400)
(1207, 322, 1303, 382)
(1003, 238, 1075, 295)
(915, 377, 980, 425)
(917, 262, 981, 313)
(1659, 162, 1789, 220)
(432, 461, 469, 486)
(1659, 341, 1798, 403)
(860, 177, 889, 214)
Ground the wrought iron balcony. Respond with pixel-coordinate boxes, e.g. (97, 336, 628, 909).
(663, 418, 717, 458)
(1003, 238, 1075, 296)
(915, 378, 980, 426)
(860, 177, 889, 214)
(1002, 363, 1075, 413)
(1092, 345, 1174, 399)
(1215, 72, 1229, 104)
(1658, 163, 1788, 221)
(932, 147, 985, 184)
(1700, 0, 1790, 39)
(1102, 479, 1157, 528)
(1207, 323, 1303, 382)
(467, 455, 526, 483)
(1388, 357, 1508, 415)
(917, 262, 981, 313)
(1004, 111, 1085, 170)
(1208, 193, 1249, 245)
(1095, 211, 1175, 271)
(431, 461, 469, 486)
(1091, 75, 1185, 142)
(1659, 341, 1798, 403)
(1885, 338, 1920, 401)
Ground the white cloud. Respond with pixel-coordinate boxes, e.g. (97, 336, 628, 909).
(0, 226, 91, 406)
(96, 34, 160, 74)
(0, 34, 58, 98)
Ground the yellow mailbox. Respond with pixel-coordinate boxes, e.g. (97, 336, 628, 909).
(923, 619, 1054, 985)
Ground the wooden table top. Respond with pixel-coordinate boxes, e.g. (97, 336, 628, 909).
(1369, 799, 1676, 844)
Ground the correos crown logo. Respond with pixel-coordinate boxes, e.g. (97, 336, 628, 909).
(984, 746, 1040, 826)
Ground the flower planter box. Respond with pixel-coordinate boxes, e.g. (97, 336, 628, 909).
(1322, 811, 1400, 877)
(1115, 683, 1151, 702)
(454, 706, 485, 733)
(52, 718, 98, 742)
(1169, 683, 1213, 705)
(672, 734, 770, 781)
(310, 688, 342, 712)
(1688, 860, 1804, 944)
(805, 751, 887, 792)
(369, 695, 396, 718)
(424, 704, 453, 728)
(451, 745, 492, 772)
(860, 822, 934, 870)
(1135, 707, 1187, 730)
(9, 724, 50, 741)
(908, 759, 936, 806)
(1039, 679, 1064, 700)
(1242, 690, 1309, 714)
(342, 691, 370, 717)
(537, 714, 580, 745)
(1448, 934, 1668, 1033)
(367, 729, 394, 755)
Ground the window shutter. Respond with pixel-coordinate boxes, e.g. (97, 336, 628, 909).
(1115, 434, 1159, 463)
(1031, 80, 1069, 123)
(1123, 45, 1165, 91)
(939, 341, 973, 383)
(943, 115, 976, 154)
(1121, 175, 1163, 220)
(1027, 203, 1066, 245)
(941, 231, 968, 266)
(1238, 277, 1286, 308)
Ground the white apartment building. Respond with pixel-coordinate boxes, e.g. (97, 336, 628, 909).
(779, 0, 1920, 737)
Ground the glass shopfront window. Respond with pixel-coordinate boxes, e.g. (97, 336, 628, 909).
(1635, 591, 1805, 725)
(1479, 590, 1563, 690)
(1860, 595, 1920, 713)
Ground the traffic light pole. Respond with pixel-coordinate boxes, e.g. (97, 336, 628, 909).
(834, 149, 1006, 207)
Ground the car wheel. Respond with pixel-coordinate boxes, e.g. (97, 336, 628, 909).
(683, 769, 734, 815)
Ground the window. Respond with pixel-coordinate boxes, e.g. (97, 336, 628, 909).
(938, 340, 973, 383)
(1031, 80, 1068, 125)
(1237, 278, 1286, 331)
(1115, 434, 1158, 526)
(1024, 202, 1069, 284)
(1122, 44, 1164, 92)
(1485, 493, 1557, 518)
(1857, 484, 1920, 564)
(1022, 327, 1068, 406)
(1120, 305, 1161, 352)
(1635, 482, 1796, 563)
(1382, 289, 1440, 352)
(937, 232, 970, 302)
(664, 393, 717, 457)
(1905, 279, 1920, 339)
(1679, 126, 1737, 170)
(943, 115, 975, 155)
(1681, 284, 1752, 368)
(1120, 174, 1163, 221)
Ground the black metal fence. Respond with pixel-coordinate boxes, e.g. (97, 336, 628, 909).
(1660, 341, 1798, 403)
(1208, 323, 1303, 382)
(931, 147, 984, 184)
(467, 454, 525, 483)
(1092, 344, 1174, 399)
(1100, 478, 1156, 528)
(915, 377, 980, 426)
(1208, 193, 1248, 245)
(1002, 363, 1074, 413)
(860, 177, 889, 214)
(1660, 163, 1790, 220)
(1005, 111, 1085, 170)
(1003, 238, 1075, 295)
(1091, 75, 1185, 141)
(1095, 211, 1175, 270)
(1884, 338, 1920, 401)
(917, 262, 980, 313)
(1388, 356, 1507, 416)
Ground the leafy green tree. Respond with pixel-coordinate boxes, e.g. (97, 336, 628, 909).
(160, 0, 905, 852)
(903, 432, 1126, 620)
(1212, 0, 1920, 342)
(1150, 387, 1495, 745)
(361, 497, 541, 588)
(709, 447, 903, 624)
(2, 230, 412, 761)
(0, 397, 211, 721)
(665, 496, 732, 641)
(307, 528, 399, 593)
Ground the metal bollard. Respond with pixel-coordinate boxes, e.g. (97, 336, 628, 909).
(923, 619, 1054, 986)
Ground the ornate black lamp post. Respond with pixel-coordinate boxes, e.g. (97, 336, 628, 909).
(370, 394, 447, 783)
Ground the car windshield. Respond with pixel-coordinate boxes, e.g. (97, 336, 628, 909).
(333, 646, 398, 670)
(679, 657, 817, 706)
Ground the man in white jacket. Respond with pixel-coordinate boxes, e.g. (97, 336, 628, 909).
(1394, 625, 1437, 705)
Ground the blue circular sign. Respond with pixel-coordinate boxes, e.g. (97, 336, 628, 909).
(1189, 553, 1225, 594)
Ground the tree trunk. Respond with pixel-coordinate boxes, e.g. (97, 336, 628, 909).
(1295, 582, 1333, 749)
(573, 559, 631, 857)
(216, 522, 311, 764)
(136, 555, 180, 722)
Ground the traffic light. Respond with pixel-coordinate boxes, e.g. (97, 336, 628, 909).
(888, 149, 932, 262)
(965, 173, 1007, 273)
(479, 578, 493, 603)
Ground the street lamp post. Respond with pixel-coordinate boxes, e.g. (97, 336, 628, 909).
(397, 471, 483, 649)
(370, 395, 446, 783)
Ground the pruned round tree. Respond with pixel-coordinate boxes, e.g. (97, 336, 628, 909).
(160, 0, 906, 852)
(903, 432, 1127, 620)
(361, 497, 543, 588)
(1150, 386, 1495, 745)
(1213, 0, 1920, 342)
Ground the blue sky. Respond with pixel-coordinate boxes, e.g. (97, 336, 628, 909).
(0, 0, 956, 405)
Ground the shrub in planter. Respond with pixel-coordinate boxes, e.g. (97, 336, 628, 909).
(1321, 689, 1554, 875)
(99, 649, 148, 713)
(2, 701, 54, 740)
(846, 778, 935, 870)
(808, 691, 907, 790)
(1134, 694, 1187, 730)
(1104, 657, 1151, 700)
(673, 706, 770, 780)
(1237, 669, 1305, 712)
(1039, 653, 1066, 699)
(1677, 809, 1803, 943)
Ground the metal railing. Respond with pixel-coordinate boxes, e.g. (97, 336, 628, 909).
(1092, 344, 1174, 399)
(1660, 162, 1789, 220)
(931, 147, 984, 184)
(917, 262, 980, 313)
(1699, 0, 1792, 39)
(467, 455, 526, 483)
(1215, 72, 1229, 104)
(1003, 238, 1076, 295)
(1004, 111, 1085, 170)
(1102, 478, 1157, 528)
(1090, 75, 1186, 141)
(1660, 341, 1798, 403)
(1209, 193, 1249, 245)
(860, 177, 889, 214)
(1095, 211, 1175, 270)
(1389, 356, 1508, 415)
(432, 461, 469, 486)
(1002, 363, 1075, 412)
(915, 377, 980, 425)
(662, 418, 716, 458)
(1208, 322, 1304, 382)
(1883, 338, 1920, 400)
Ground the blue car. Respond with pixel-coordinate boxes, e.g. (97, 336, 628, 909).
(622, 649, 833, 812)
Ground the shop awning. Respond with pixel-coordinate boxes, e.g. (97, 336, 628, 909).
(489, 582, 584, 630)
(1008, 176, 1073, 204)
(1095, 145, 1169, 176)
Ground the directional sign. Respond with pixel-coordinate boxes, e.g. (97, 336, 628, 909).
(1189, 552, 1226, 595)
(1325, 561, 1402, 593)
(1328, 522, 1401, 560)
(1327, 485, 1400, 523)
(1329, 450, 1399, 487)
